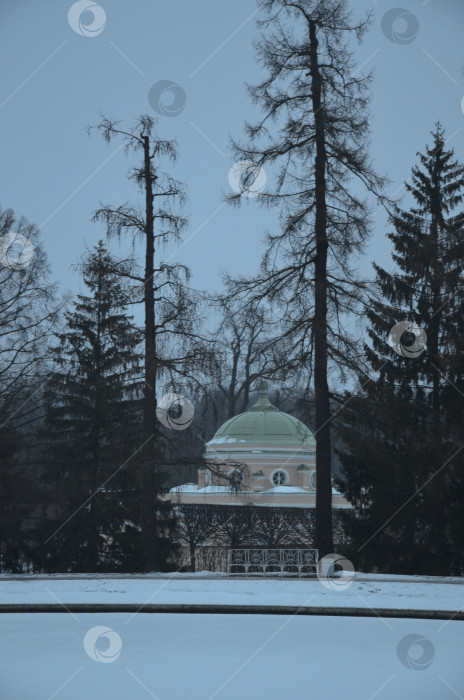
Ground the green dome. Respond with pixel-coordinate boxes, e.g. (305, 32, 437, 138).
(207, 382, 315, 447)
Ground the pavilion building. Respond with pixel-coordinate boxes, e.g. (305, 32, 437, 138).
(169, 382, 351, 511)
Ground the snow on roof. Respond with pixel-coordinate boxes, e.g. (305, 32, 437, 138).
(169, 484, 199, 493)
(197, 486, 236, 493)
(206, 437, 247, 445)
(171, 485, 236, 494)
(170, 483, 343, 496)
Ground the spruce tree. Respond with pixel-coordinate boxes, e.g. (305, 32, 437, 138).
(338, 124, 464, 574)
(40, 242, 145, 572)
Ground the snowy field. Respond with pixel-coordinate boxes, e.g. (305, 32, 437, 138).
(1, 574, 464, 698)
(1, 572, 464, 612)
(0, 612, 463, 699)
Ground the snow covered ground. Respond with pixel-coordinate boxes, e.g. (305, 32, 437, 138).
(0, 612, 463, 699)
(1, 574, 464, 698)
(1, 572, 464, 612)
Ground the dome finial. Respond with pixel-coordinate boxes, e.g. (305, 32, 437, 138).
(250, 381, 277, 412)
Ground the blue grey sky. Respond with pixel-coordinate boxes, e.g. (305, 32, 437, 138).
(1, 0, 463, 306)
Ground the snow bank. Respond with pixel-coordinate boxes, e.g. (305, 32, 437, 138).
(1, 573, 463, 612)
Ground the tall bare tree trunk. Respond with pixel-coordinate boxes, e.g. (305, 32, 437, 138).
(227, 1, 387, 558)
(92, 115, 192, 572)
(309, 18, 333, 557)
(141, 134, 158, 571)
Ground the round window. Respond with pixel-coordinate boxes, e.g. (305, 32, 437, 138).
(272, 470, 288, 486)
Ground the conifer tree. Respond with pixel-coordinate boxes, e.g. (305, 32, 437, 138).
(41, 242, 145, 571)
(338, 124, 464, 574)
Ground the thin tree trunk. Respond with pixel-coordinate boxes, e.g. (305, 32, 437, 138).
(87, 257, 103, 571)
(140, 135, 158, 571)
(429, 202, 441, 433)
(428, 182, 446, 569)
(309, 18, 333, 558)
(190, 544, 196, 572)
(228, 350, 238, 418)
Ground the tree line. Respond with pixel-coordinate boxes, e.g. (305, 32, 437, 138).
(1, 0, 463, 575)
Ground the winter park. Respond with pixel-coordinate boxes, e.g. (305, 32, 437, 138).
(1, 0, 464, 698)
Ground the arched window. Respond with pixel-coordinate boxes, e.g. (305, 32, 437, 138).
(272, 469, 288, 486)
(310, 470, 317, 490)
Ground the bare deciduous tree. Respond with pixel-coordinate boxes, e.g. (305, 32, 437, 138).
(0, 206, 61, 571)
(173, 502, 218, 571)
(212, 296, 298, 418)
(227, 0, 388, 556)
(91, 115, 207, 571)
